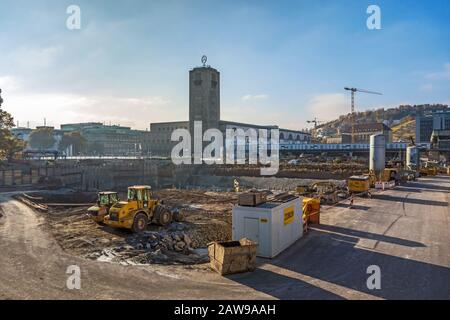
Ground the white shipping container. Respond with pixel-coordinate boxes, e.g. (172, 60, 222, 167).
(232, 197, 303, 258)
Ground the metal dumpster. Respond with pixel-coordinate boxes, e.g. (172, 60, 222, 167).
(207, 238, 258, 276)
(348, 175, 370, 194)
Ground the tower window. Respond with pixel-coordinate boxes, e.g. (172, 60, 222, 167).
(194, 73, 202, 86)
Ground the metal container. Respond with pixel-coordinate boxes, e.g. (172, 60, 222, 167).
(207, 238, 258, 275)
(370, 134, 386, 174)
(348, 175, 370, 193)
(232, 197, 303, 258)
(238, 192, 266, 206)
(406, 146, 419, 169)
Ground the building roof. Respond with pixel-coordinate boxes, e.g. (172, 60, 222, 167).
(150, 121, 189, 126)
(279, 128, 311, 135)
(128, 185, 151, 189)
(342, 123, 391, 133)
(11, 127, 32, 133)
(220, 120, 278, 130)
(99, 191, 118, 195)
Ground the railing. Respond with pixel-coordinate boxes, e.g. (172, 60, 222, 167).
(280, 142, 430, 151)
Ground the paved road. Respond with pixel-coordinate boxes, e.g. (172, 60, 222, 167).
(0, 176, 449, 299)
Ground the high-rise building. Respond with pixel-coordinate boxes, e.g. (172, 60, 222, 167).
(416, 109, 450, 143)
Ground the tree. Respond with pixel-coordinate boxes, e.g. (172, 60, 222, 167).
(58, 131, 86, 155)
(0, 89, 25, 160)
(29, 127, 56, 150)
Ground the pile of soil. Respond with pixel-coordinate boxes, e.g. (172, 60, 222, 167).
(30, 189, 236, 266)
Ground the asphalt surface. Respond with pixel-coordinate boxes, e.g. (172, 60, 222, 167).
(0, 175, 449, 300)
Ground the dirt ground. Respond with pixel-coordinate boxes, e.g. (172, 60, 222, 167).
(23, 189, 237, 266)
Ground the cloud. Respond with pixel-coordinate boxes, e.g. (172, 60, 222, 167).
(306, 93, 349, 122)
(9, 46, 62, 69)
(419, 83, 433, 92)
(3, 90, 174, 129)
(426, 62, 450, 80)
(0, 76, 21, 92)
(241, 94, 269, 101)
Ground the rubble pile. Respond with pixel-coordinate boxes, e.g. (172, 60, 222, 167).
(84, 222, 213, 265)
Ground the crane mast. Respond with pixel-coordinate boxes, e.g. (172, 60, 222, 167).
(344, 87, 382, 143)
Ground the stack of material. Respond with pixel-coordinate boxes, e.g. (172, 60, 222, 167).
(238, 192, 267, 206)
(208, 238, 258, 275)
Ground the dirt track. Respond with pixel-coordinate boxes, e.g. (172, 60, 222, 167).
(0, 192, 267, 299)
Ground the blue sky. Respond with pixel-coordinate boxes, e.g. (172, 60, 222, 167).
(0, 0, 449, 130)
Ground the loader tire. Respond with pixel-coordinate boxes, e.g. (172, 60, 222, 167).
(173, 210, 185, 222)
(132, 213, 148, 233)
(155, 206, 172, 226)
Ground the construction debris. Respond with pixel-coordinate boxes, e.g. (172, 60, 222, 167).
(13, 175, 352, 267)
(16, 189, 234, 266)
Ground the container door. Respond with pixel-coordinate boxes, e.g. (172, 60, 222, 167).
(244, 217, 259, 244)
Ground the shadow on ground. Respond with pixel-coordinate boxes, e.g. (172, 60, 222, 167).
(228, 228, 450, 299)
(372, 194, 448, 207)
(334, 203, 371, 211)
(313, 224, 425, 248)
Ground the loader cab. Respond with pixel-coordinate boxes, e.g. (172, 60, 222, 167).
(88, 191, 119, 223)
(127, 186, 154, 209)
(98, 192, 119, 206)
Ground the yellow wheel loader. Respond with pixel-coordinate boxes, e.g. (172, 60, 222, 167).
(104, 185, 173, 233)
(88, 191, 120, 224)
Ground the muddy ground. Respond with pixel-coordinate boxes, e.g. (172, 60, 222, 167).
(24, 189, 236, 266)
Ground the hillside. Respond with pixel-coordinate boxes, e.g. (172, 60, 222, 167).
(317, 104, 448, 142)
(391, 117, 416, 142)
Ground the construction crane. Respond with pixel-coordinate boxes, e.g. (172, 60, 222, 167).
(307, 118, 324, 129)
(344, 87, 382, 143)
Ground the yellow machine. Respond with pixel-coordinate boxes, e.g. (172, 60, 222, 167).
(381, 168, 398, 182)
(428, 167, 438, 176)
(88, 191, 120, 223)
(104, 185, 173, 233)
(348, 176, 370, 194)
(420, 166, 437, 176)
(362, 170, 377, 187)
(419, 161, 440, 176)
(296, 185, 309, 195)
(302, 197, 321, 225)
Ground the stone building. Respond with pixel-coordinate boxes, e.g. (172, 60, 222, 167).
(145, 59, 311, 157)
(341, 123, 392, 143)
(189, 64, 220, 142)
(145, 121, 189, 156)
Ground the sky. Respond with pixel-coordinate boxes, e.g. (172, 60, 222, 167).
(0, 0, 449, 130)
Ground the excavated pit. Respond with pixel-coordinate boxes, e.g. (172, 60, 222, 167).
(21, 189, 236, 266)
